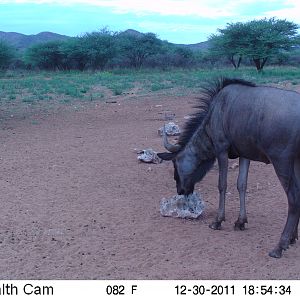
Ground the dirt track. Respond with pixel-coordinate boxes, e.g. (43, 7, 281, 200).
(0, 94, 299, 279)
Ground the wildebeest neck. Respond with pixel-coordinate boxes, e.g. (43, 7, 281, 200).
(178, 77, 255, 150)
(187, 125, 215, 161)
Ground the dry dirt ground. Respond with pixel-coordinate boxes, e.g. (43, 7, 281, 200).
(0, 92, 300, 280)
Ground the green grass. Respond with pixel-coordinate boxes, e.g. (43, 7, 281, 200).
(1, 67, 300, 107)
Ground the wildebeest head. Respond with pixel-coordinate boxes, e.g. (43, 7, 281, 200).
(157, 126, 215, 196)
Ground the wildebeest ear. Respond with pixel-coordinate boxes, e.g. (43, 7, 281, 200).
(157, 152, 176, 161)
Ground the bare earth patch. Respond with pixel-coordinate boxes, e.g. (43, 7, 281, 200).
(0, 93, 299, 280)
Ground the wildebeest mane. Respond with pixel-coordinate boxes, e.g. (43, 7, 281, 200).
(178, 77, 256, 148)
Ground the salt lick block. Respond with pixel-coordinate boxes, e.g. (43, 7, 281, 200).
(160, 192, 205, 219)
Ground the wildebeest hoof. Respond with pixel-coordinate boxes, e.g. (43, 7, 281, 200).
(209, 221, 222, 230)
(234, 221, 246, 231)
(269, 247, 283, 258)
(290, 233, 298, 245)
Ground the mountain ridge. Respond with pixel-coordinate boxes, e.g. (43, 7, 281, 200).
(0, 31, 70, 51)
(0, 29, 209, 51)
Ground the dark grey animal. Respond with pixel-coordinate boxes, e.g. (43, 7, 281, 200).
(158, 78, 300, 258)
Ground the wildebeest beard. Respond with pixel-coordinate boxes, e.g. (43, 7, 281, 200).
(193, 158, 216, 183)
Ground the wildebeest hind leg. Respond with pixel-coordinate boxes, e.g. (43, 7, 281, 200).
(290, 218, 299, 245)
(290, 159, 300, 245)
(269, 159, 300, 258)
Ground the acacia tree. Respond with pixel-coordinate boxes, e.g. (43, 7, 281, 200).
(209, 22, 247, 69)
(25, 29, 117, 71)
(60, 37, 90, 71)
(173, 47, 194, 68)
(118, 33, 163, 68)
(25, 41, 65, 70)
(81, 29, 116, 70)
(244, 18, 299, 70)
(209, 18, 299, 71)
(0, 40, 15, 70)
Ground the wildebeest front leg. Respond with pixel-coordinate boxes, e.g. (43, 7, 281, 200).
(234, 157, 250, 230)
(209, 151, 228, 230)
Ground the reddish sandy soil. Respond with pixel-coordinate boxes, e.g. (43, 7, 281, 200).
(0, 93, 300, 280)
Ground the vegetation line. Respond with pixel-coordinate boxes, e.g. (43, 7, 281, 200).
(1, 67, 300, 106)
(1, 18, 300, 72)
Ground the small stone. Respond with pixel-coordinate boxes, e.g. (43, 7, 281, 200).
(230, 162, 239, 170)
(160, 192, 205, 219)
(164, 112, 176, 121)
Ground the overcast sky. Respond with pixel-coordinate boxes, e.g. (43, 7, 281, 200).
(0, 0, 299, 44)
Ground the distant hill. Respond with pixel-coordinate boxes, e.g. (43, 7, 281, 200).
(119, 29, 210, 51)
(119, 29, 144, 38)
(0, 29, 209, 52)
(0, 31, 70, 51)
(175, 41, 211, 51)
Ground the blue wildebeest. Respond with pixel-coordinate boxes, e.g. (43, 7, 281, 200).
(158, 78, 300, 258)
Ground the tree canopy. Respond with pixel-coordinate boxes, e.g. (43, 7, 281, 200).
(117, 32, 163, 68)
(23, 29, 170, 70)
(80, 29, 117, 70)
(3, 20, 300, 71)
(209, 18, 300, 70)
(25, 40, 64, 70)
(0, 40, 15, 70)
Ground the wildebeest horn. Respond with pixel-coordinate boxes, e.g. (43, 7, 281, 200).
(163, 125, 181, 153)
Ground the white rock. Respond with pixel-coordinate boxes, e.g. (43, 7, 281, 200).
(137, 149, 162, 164)
(230, 162, 239, 170)
(158, 122, 180, 136)
(160, 192, 205, 219)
